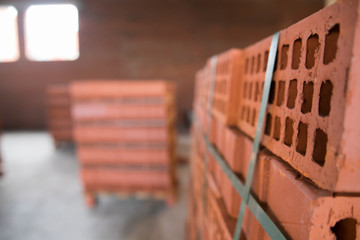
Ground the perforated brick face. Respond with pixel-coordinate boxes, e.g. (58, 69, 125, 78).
(235, 0, 360, 192)
(211, 49, 243, 125)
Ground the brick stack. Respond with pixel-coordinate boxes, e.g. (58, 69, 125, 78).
(188, 0, 360, 239)
(70, 80, 177, 207)
(46, 84, 73, 146)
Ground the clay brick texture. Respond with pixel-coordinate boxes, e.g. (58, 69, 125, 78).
(212, 49, 243, 125)
(46, 84, 73, 145)
(254, 152, 360, 240)
(189, 1, 360, 238)
(190, 124, 360, 239)
(235, 0, 360, 192)
(81, 166, 173, 190)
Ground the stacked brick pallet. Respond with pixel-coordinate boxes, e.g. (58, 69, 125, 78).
(70, 80, 177, 207)
(188, 0, 360, 239)
(46, 84, 73, 146)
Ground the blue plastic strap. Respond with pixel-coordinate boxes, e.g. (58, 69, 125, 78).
(233, 31, 281, 240)
(205, 137, 286, 240)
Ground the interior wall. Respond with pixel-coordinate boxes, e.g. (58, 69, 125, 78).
(0, 0, 323, 130)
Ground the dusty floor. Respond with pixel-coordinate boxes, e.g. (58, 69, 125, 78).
(0, 132, 190, 240)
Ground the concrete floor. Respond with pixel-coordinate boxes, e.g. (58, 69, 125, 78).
(0, 132, 190, 240)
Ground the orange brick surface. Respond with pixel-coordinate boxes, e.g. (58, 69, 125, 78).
(235, 0, 360, 192)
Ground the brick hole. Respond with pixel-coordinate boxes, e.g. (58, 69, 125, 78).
(296, 121, 308, 156)
(256, 54, 261, 73)
(243, 82, 248, 98)
(268, 81, 276, 104)
(324, 24, 340, 65)
(319, 80, 333, 117)
(312, 128, 327, 166)
(263, 51, 269, 72)
(301, 82, 314, 114)
(249, 82, 253, 100)
(251, 56, 255, 74)
(255, 82, 259, 102)
(246, 107, 251, 123)
(284, 117, 294, 147)
(251, 109, 256, 126)
(287, 79, 298, 109)
(265, 113, 272, 136)
(331, 218, 357, 240)
(276, 80, 285, 106)
(245, 58, 249, 74)
(273, 116, 281, 141)
(306, 34, 320, 69)
(292, 38, 302, 69)
(280, 44, 289, 70)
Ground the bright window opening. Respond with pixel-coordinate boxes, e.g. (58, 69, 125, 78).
(0, 6, 19, 62)
(25, 4, 79, 61)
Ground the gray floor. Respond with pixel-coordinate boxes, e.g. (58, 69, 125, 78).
(0, 132, 190, 240)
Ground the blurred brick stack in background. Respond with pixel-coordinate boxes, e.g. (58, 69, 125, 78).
(46, 84, 73, 146)
(70, 80, 177, 207)
(188, 0, 360, 239)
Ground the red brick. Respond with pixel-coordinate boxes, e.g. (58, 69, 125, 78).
(235, 0, 360, 192)
(77, 145, 172, 166)
(204, 128, 360, 239)
(205, 172, 263, 240)
(212, 49, 243, 126)
(81, 166, 172, 189)
(70, 80, 174, 100)
(73, 126, 173, 144)
(205, 173, 235, 240)
(254, 152, 360, 240)
(72, 103, 170, 121)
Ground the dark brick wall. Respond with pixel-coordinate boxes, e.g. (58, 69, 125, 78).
(0, 0, 323, 130)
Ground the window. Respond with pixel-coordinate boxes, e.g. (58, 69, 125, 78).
(25, 4, 79, 61)
(0, 6, 19, 62)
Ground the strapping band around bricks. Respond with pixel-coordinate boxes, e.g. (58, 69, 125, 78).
(235, 31, 283, 240)
(202, 32, 287, 240)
